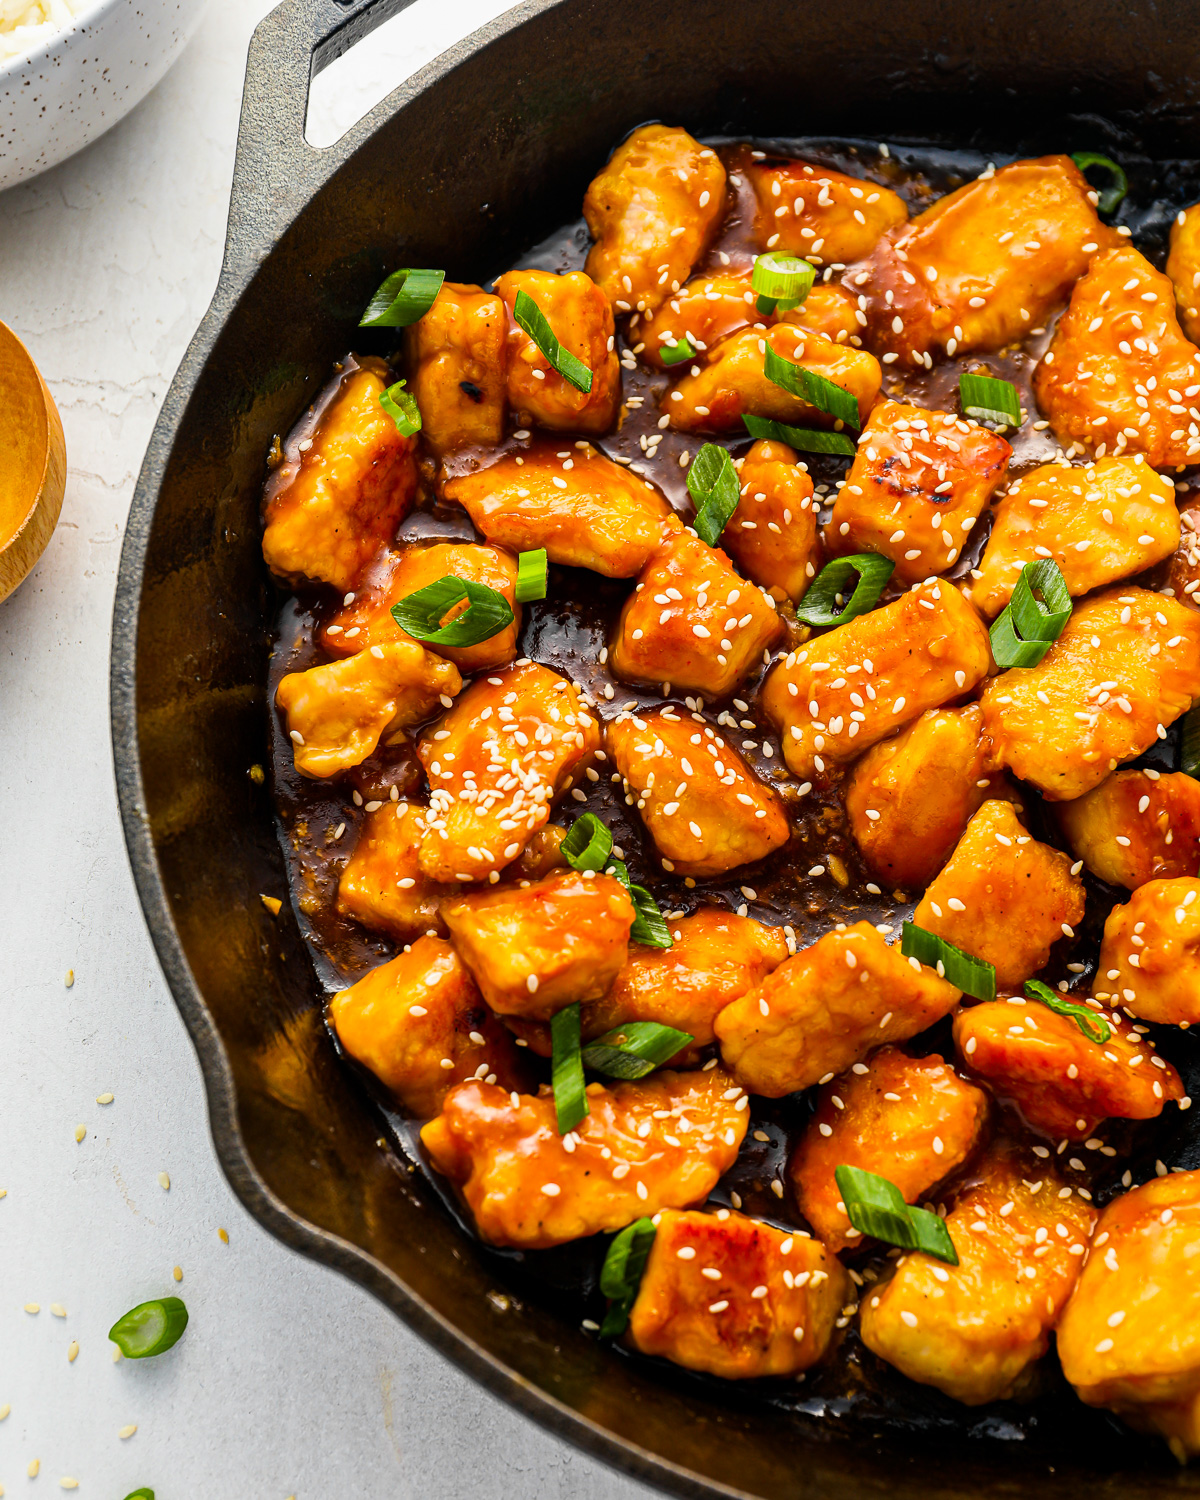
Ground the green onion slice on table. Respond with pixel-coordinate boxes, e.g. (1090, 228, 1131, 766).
(834, 1165, 959, 1265)
(512, 289, 593, 393)
(390, 575, 514, 648)
(959, 372, 1021, 428)
(378, 378, 422, 436)
(109, 1297, 189, 1359)
(360, 267, 445, 327)
(1025, 980, 1111, 1044)
(659, 335, 695, 365)
(794, 553, 895, 629)
(599, 1217, 658, 1336)
(686, 442, 740, 546)
(742, 413, 857, 456)
(514, 548, 548, 603)
(763, 346, 860, 429)
(1071, 152, 1129, 215)
(123, 1490, 156, 1500)
(989, 559, 1072, 669)
(900, 922, 997, 1000)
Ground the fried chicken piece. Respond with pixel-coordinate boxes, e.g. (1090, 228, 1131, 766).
(416, 662, 600, 883)
(860, 1142, 1097, 1405)
(1167, 203, 1200, 345)
(761, 579, 992, 781)
(627, 1208, 849, 1379)
(721, 438, 822, 603)
(740, 148, 907, 264)
(714, 921, 960, 1098)
(979, 587, 1200, 801)
(583, 125, 726, 318)
(1097, 876, 1200, 1024)
(403, 281, 507, 455)
(1033, 244, 1200, 467)
(336, 801, 452, 940)
(789, 1048, 988, 1254)
(1166, 497, 1200, 607)
(328, 936, 528, 1117)
(1055, 769, 1200, 889)
(444, 440, 673, 578)
(420, 1068, 749, 1249)
(262, 358, 418, 592)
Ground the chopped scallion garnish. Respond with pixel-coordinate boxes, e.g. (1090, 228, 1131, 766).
(751, 252, 816, 315)
(742, 413, 857, 456)
(108, 1297, 189, 1359)
(551, 1002, 588, 1135)
(764, 346, 861, 429)
(601, 856, 672, 948)
(834, 1166, 959, 1265)
(515, 548, 548, 603)
(1182, 702, 1200, 780)
(959, 372, 1021, 428)
(989, 559, 1071, 669)
(513, 289, 593, 393)
(1071, 152, 1128, 215)
(901, 921, 996, 1000)
(379, 378, 422, 436)
(659, 336, 696, 366)
(794, 553, 895, 629)
(124, 1491, 155, 1500)
(360, 267, 445, 327)
(1025, 980, 1110, 1044)
(686, 442, 740, 546)
(561, 812, 614, 873)
(581, 1022, 694, 1080)
(599, 1217, 657, 1336)
(391, 575, 514, 648)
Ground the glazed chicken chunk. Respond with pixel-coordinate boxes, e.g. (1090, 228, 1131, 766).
(494, 268, 621, 435)
(852, 155, 1116, 364)
(1167, 202, 1200, 344)
(954, 996, 1183, 1140)
(970, 455, 1180, 619)
(262, 358, 419, 592)
(420, 1068, 749, 1249)
(336, 800, 451, 940)
(720, 438, 822, 603)
(762, 579, 992, 780)
(860, 1143, 1097, 1406)
(583, 124, 727, 318)
(276, 640, 461, 779)
(1033, 244, 1200, 467)
(1166, 495, 1200, 606)
(913, 799, 1085, 989)
(403, 281, 507, 455)
(1058, 1171, 1200, 1461)
(443, 441, 673, 578)
(825, 401, 1010, 584)
(416, 662, 600, 883)
(1097, 876, 1200, 1024)
(979, 587, 1200, 801)
(441, 868, 634, 1021)
(328, 936, 527, 1117)
(714, 921, 961, 1097)
(606, 706, 789, 877)
(610, 525, 784, 697)
(738, 148, 908, 264)
(626, 1209, 850, 1380)
(788, 1048, 988, 1254)
(1056, 769, 1200, 889)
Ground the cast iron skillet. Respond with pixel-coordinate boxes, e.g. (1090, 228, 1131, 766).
(110, 0, 1200, 1493)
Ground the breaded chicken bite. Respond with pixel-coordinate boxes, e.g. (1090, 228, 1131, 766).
(721, 438, 822, 603)
(403, 281, 507, 455)
(584, 125, 726, 318)
(494, 269, 620, 435)
(970, 455, 1180, 618)
(1033, 244, 1200, 467)
(328, 936, 528, 1117)
(1058, 1171, 1200, 1460)
(1167, 203, 1200, 345)
(1097, 876, 1200, 1024)
(420, 1068, 749, 1249)
(441, 868, 634, 1021)
(740, 148, 907, 264)
(666, 321, 881, 434)
(276, 641, 461, 779)
(954, 996, 1183, 1139)
(789, 1048, 988, 1254)
(1056, 769, 1200, 889)
(610, 526, 784, 697)
(320, 541, 521, 674)
(607, 706, 789, 877)
(860, 1142, 1097, 1405)
(1166, 496, 1200, 607)
(416, 663, 600, 883)
(852, 155, 1116, 365)
(714, 921, 961, 1097)
(825, 401, 1010, 584)
(262, 358, 418, 592)
(844, 705, 996, 889)
(627, 1208, 850, 1379)
(336, 801, 451, 940)
(762, 579, 992, 780)
(913, 800, 1085, 989)
(779, 283, 863, 343)
(979, 587, 1200, 801)
(444, 441, 672, 578)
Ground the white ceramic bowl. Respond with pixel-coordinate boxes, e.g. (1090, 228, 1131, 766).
(0, 0, 209, 191)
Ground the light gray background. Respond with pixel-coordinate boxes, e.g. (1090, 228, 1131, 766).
(0, 2, 657, 1494)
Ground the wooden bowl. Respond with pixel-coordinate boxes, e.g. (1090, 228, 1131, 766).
(0, 321, 66, 604)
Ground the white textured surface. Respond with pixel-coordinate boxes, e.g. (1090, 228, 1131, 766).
(0, 2, 655, 1494)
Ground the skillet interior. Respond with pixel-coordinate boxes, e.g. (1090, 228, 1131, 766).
(112, 0, 1200, 1493)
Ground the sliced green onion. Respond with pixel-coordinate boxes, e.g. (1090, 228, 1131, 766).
(360, 267, 445, 328)
(552, 1002, 588, 1135)
(561, 812, 614, 873)
(515, 548, 547, 603)
(901, 921, 996, 1000)
(581, 1022, 694, 1080)
(1025, 980, 1111, 1044)
(990, 559, 1072, 669)
(959, 372, 1021, 428)
(391, 575, 514, 648)
(379, 378, 422, 437)
(599, 1216, 657, 1336)
(603, 858, 672, 948)
(124, 1491, 155, 1500)
(1072, 152, 1128, 215)
(659, 336, 695, 366)
(794, 553, 895, 629)
(1182, 702, 1200, 780)
(513, 289, 593, 393)
(764, 345, 861, 429)
(742, 413, 857, 456)
(751, 252, 816, 315)
(686, 442, 740, 547)
(108, 1297, 189, 1359)
(834, 1165, 959, 1265)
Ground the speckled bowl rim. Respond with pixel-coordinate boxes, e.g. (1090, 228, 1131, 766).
(0, 0, 120, 85)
